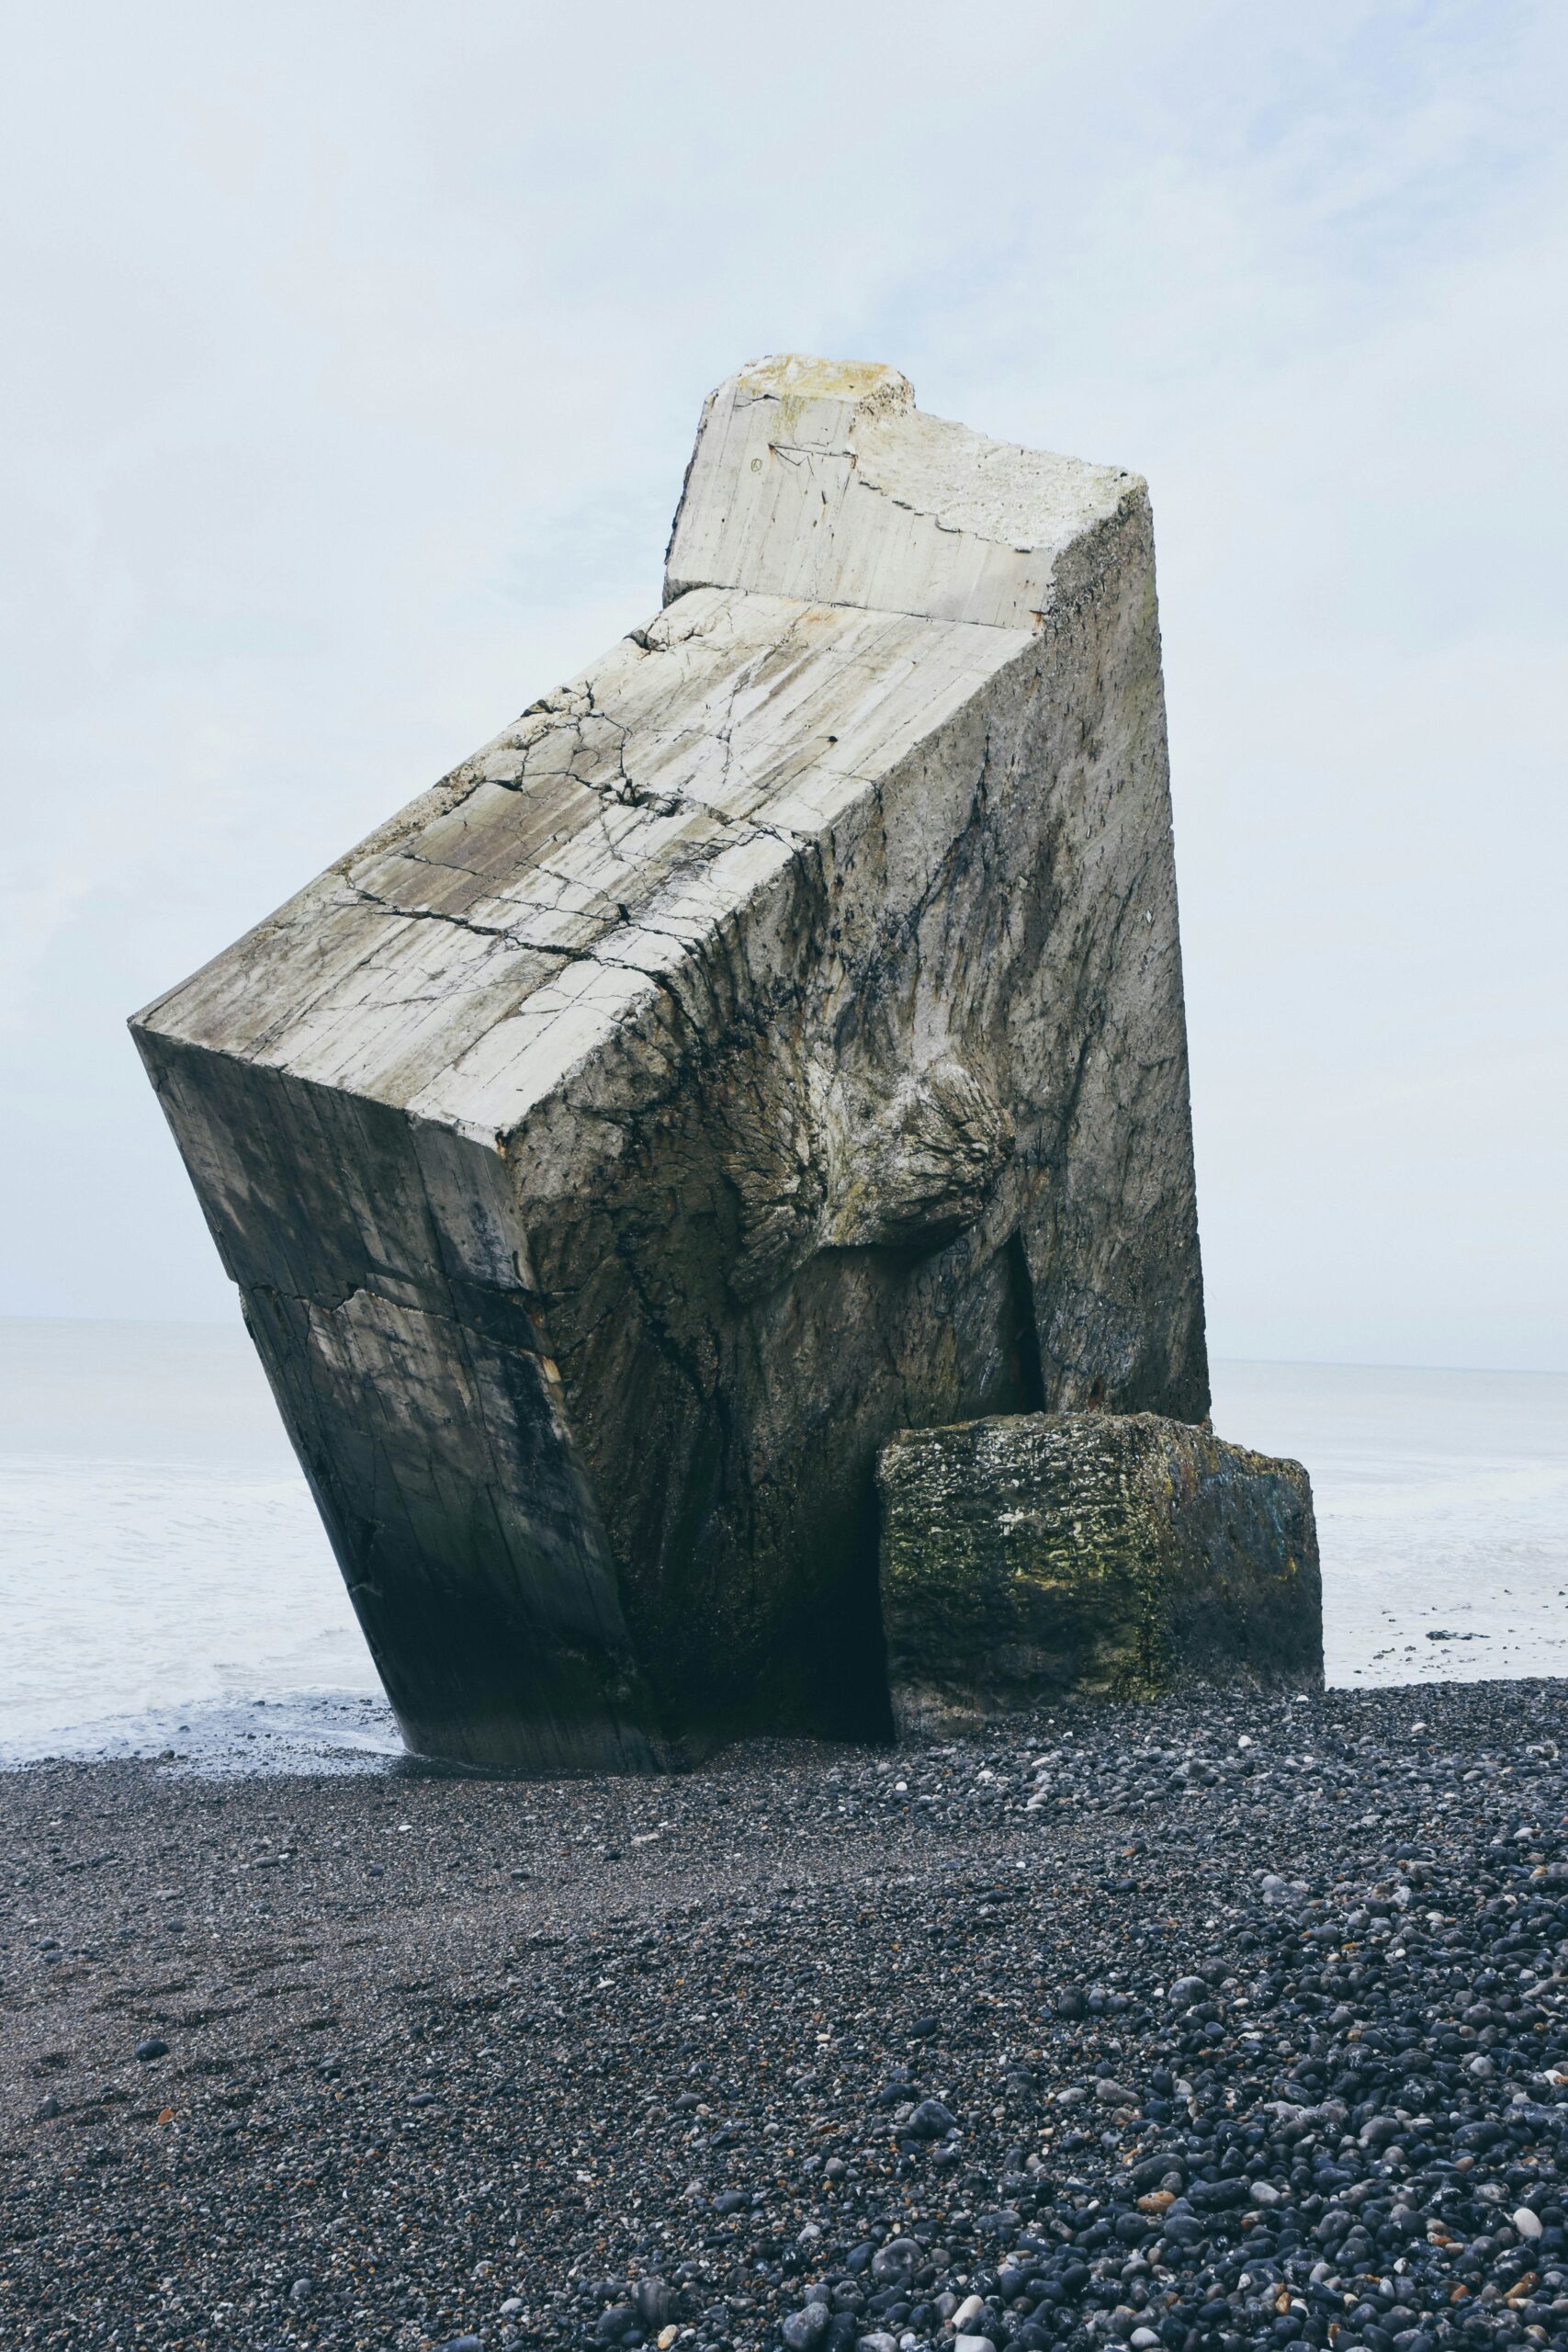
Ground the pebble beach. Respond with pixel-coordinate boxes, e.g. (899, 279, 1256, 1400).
(5, 1679, 1568, 2352)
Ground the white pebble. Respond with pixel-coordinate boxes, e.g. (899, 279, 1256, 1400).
(1514, 2207, 1543, 2239)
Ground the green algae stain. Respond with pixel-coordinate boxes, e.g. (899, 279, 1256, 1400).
(878, 1410, 1321, 1734)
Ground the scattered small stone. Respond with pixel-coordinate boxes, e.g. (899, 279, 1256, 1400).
(133, 2037, 169, 2062)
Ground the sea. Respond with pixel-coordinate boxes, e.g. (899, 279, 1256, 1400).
(1, 1317, 1564, 1770)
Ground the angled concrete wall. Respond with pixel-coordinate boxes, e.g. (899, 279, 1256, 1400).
(131, 356, 1209, 1771)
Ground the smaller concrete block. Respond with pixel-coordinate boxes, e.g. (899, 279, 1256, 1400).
(877, 1412, 1322, 1735)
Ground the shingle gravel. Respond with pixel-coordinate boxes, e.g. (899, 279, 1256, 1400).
(3, 1679, 1568, 2352)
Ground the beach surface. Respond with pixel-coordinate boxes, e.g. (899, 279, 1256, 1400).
(5, 1679, 1568, 2352)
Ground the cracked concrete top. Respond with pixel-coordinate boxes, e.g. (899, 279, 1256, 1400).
(137, 358, 1145, 1150)
(666, 353, 1137, 627)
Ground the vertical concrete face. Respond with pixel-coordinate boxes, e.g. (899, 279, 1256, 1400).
(131, 356, 1210, 1771)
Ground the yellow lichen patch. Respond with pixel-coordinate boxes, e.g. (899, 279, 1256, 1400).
(737, 353, 913, 413)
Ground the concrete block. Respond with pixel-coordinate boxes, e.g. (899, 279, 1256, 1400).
(877, 1412, 1322, 1736)
(131, 356, 1209, 1770)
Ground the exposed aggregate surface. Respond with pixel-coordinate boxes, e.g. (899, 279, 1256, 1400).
(4, 1679, 1568, 2352)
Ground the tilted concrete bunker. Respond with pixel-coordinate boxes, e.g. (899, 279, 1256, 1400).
(132, 356, 1212, 1770)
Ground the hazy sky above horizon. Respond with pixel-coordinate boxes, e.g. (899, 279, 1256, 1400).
(3, 0, 1563, 1370)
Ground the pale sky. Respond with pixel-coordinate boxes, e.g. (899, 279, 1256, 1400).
(3, 0, 1563, 1369)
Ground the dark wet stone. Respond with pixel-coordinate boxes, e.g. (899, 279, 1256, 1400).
(869, 2235, 923, 2279)
(907, 2098, 957, 2140)
(633, 2277, 671, 2327)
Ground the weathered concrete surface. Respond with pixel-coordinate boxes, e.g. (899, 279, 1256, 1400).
(878, 1412, 1322, 1736)
(130, 354, 1210, 1771)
